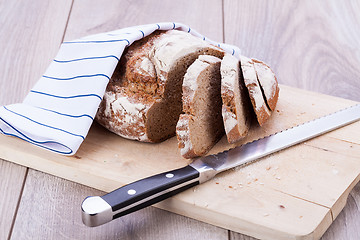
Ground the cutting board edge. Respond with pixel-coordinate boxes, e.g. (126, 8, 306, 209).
(154, 193, 333, 240)
(330, 172, 360, 220)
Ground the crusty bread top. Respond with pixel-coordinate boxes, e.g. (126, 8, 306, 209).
(252, 58, 279, 111)
(97, 30, 224, 142)
(221, 54, 252, 143)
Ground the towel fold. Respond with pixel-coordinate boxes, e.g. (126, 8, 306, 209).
(0, 22, 241, 155)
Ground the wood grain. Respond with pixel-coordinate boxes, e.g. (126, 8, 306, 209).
(0, 0, 73, 105)
(0, 161, 27, 240)
(224, 0, 360, 102)
(0, 0, 72, 239)
(0, 0, 359, 239)
(11, 169, 228, 240)
(64, 0, 223, 42)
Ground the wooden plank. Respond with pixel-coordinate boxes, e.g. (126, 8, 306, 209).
(0, 0, 72, 239)
(0, 0, 73, 105)
(10, 169, 228, 240)
(64, 0, 223, 42)
(223, 0, 360, 102)
(321, 184, 360, 240)
(0, 160, 27, 240)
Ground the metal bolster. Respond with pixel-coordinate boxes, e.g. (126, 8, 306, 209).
(190, 160, 217, 184)
(81, 196, 113, 227)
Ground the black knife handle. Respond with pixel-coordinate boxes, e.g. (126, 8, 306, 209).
(81, 165, 200, 227)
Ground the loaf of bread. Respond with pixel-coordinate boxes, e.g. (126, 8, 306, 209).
(96, 29, 279, 159)
(176, 55, 224, 158)
(96, 30, 224, 142)
(221, 54, 252, 144)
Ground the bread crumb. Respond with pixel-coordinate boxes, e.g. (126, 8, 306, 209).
(263, 213, 270, 217)
(228, 186, 233, 189)
(215, 182, 219, 185)
(266, 166, 272, 171)
(299, 215, 303, 219)
(332, 169, 339, 175)
(279, 205, 285, 209)
(114, 154, 119, 158)
(276, 176, 281, 180)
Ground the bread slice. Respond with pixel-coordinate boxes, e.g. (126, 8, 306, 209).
(176, 55, 224, 158)
(96, 30, 224, 142)
(220, 54, 252, 143)
(252, 59, 279, 111)
(240, 56, 271, 126)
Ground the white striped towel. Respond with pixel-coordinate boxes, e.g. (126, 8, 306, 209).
(0, 22, 241, 155)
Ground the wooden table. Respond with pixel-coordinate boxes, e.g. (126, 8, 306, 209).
(1, 1, 359, 239)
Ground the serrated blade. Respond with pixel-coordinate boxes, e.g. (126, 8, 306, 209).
(191, 104, 360, 174)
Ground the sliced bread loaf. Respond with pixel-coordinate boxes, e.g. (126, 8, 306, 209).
(240, 56, 271, 126)
(220, 54, 252, 144)
(96, 30, 224, 142)
(176, 55, 224, 158)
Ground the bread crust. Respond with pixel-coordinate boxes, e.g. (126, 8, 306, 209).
(96, 30, 224, 142)
(221, 54, 252, 143)
(240, 56, 271, 126)
(252, 58, 279, 111)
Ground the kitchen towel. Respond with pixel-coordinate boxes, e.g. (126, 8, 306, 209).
(0, 22, 241, 155)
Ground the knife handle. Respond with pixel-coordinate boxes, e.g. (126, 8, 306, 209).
(81, 165, 200, 227)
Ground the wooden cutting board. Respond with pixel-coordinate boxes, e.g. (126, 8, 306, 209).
(0, 85, 359, 240)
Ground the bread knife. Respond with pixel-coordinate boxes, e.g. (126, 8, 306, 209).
(81, 104, 360, 227)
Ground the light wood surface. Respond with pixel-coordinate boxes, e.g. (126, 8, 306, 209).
(0, 0, 359, 239)
(1, 85, 359, 239)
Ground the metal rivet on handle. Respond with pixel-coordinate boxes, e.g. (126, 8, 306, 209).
(127, 189, 136, 195)
(165, 173, 174, 178)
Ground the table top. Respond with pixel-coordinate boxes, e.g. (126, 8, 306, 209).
(1, 1, 359, 239)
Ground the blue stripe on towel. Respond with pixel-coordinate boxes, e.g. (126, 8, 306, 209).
(54, 55, 119, 63)
(3, 106, 85, 140)
(0, 117, 73, 154)
(42, 73, 110, 81)
(139, 30, 145, 38)
(63, 39, 130, 45)
(30, 90, 103, 101)
(37, 107, 94, 120)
